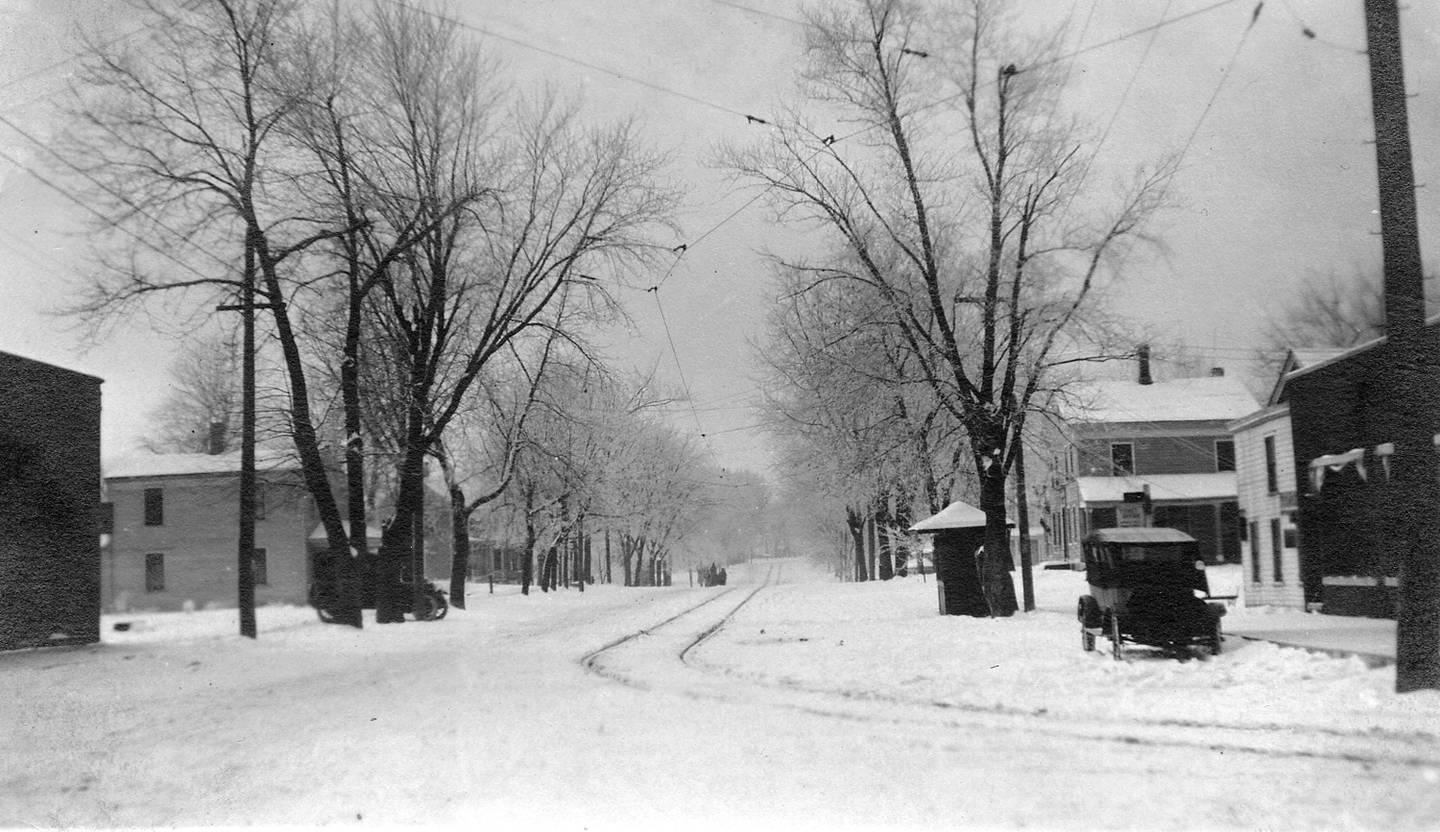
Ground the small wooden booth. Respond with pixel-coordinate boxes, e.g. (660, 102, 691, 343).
(909, 500, 995, 617)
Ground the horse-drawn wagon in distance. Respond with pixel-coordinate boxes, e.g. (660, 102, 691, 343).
(1076, 527, 1226, 660)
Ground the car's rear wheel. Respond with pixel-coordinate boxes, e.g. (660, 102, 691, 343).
(1081, 626, 1096, 652)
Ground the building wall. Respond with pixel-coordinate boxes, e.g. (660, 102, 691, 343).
(1282, 338, 1429, 615)
(1075, 427, 1234, 477)
(1053, 420, 1240, 564)
(1233, 410, 1305, 610)
(0, 353, 103, 650)
(103, 472, 314, 612)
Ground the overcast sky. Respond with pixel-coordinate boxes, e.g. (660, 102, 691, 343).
(1, 0, 1437, 477)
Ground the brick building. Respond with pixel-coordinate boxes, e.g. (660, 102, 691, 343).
(0, 351, 103, 650)
(102, 450, 315, 612)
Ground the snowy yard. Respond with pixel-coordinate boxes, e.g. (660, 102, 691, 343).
(4, 560, 1439, 830)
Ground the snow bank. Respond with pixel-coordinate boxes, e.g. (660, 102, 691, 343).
(697, 566, 1439, 739)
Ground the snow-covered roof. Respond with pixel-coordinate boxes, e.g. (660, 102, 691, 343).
(104, 448, 299, 479)
(909, 500, 987, 532)
(1076, 473, 1237, 504)
(1062, 375, 1260, 424)
(1229, 401, 1290, 434)
(1288, 348, 1350, 369)
(1267, 347, 1353, 405)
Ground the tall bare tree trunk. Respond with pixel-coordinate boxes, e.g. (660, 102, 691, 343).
(1013, 422, 1035, 612)
(846, 506, 868, 582)
(522, 486, 536, 596)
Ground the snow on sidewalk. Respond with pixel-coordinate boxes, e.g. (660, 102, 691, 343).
(1225, 607, 1397, 664)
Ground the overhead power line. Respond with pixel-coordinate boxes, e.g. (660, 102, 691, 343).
(0, 144, 230, 288)
(706, 0, 808, 29)
(381, 0, 771, 125)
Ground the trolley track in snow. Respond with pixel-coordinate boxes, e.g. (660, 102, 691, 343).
(579, 562, 778, 690)
(580, 563, 1440, 773)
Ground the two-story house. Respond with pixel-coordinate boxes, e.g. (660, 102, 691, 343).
(1226, 349, 1344, 611)
(102, 449, 316, 612)
(1048, 349, 1259, 564)
(1, 351, 103, 650)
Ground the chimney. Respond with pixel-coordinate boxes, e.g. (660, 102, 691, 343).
(1210, 367, 1225, 377)
(1137, 344, 1153, 386)
(207, 421, 227, 455)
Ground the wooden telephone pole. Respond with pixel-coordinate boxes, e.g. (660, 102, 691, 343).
(1363, 0, 1440, 691)
(218, 238, 264, 639)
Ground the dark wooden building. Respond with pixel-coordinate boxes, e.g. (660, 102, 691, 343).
(910, 500, 995, 617)
(1278, 324, 1440, 617)
(0, 351, 103, 650)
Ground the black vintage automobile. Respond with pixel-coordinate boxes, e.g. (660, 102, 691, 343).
(1076, 527, 1225, 660)
(309, 554, 448, 623)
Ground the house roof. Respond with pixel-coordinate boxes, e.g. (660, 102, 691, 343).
(1061, 375, 1260, 425)
(909, 500, 988, 532)
(0, 350, 104, 384)
(104, 448, 300, 479)
(1076, 473, 1237, 504)
(1267, 313, 1440, 404)
(1228, 401, 1290, 434)
(1267, 347, 1351, 404)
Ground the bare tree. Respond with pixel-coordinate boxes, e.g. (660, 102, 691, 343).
(723, 0, 1172, 615)
(758, 254, 972, 583)
(142, 332, 241, 454)
(1252, 266, 1437, 380)
(359, 68, 676, 619)
(63, 0, 373, 625)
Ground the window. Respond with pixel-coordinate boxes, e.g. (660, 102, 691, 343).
(145, 553, 165, 592)
(1250, 521, 1262, 583)
(1283, 527, 1298, 549)
(1263, 436, 1278, 494)
(1215, 439, 1235, 472)
(143, 487, 164, 526)
(252, 548, 268, 586)
(1090, 507, 1117, 529)
(1270, 518, 1283, 583)
(1219, 501, 1241, 562)
(1110, 443, 1134, 475)
(254, 483, 266, 521)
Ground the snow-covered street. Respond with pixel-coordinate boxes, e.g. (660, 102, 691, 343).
(5, 559, 1439, 831)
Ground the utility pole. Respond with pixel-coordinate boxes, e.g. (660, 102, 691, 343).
(219, 237, 263, 639)
(1364, 0, 1440, 692)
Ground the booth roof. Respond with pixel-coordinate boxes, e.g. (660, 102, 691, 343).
(909, 500, 988, 532)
